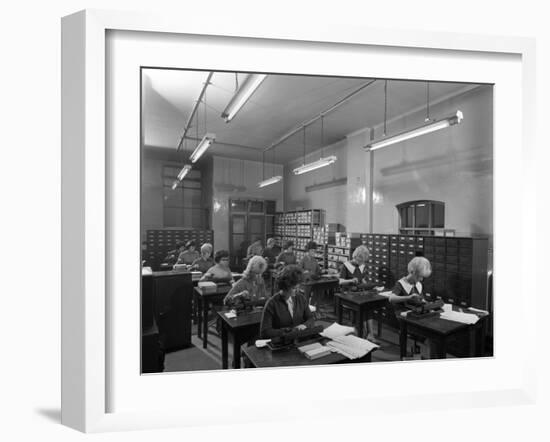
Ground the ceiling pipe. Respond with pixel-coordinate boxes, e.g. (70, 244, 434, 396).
(176, 71, 214, 152)
(262, 79, 377, 153)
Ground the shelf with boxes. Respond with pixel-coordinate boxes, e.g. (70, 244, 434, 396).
(143, 228, 214, 271)
(273, 209, 325, 252)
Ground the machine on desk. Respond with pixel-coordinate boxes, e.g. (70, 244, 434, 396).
(232, 297, 267, 314)
(267, 325, 324, 351)
(404, 298, 445, 319)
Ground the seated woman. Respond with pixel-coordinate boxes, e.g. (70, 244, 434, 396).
(262, 237, 281, 265)
(200, 250, 234, 284)
(176, 240, 200, 265)
(389, 256, 432, 315)
(275, 240, 297, 269)
(224, 255, 268, 307)
(339, 245, 379, 342)
(339, 245, 375, 289)
(300, 241, 322, 303)
(190, 243, 215, 273)
(246, 238, 264, 258)
(260, 265, 315, 338)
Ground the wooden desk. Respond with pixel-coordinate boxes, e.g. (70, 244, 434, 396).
(217, 309, 262, 369)
(398, 308, 489, 359)
(334, 291, 389, 337)
(194, 284, 232, 349)
(302, 277, 340, 307)
(242, 337, 374, 368)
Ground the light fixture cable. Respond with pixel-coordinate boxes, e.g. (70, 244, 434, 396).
(383, 80, 388, 137)
(425, 82, 431, 122)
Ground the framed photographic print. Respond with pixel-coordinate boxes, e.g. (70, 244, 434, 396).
(61, 9, 537, 433)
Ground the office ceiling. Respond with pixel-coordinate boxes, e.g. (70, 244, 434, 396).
(142, 69, 478, 164)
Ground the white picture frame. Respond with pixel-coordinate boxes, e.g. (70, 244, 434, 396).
(61, 9, 537, 433)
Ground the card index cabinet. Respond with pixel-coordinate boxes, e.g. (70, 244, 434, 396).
(361, 234, 489, 310)
(421, 236, 489, 310)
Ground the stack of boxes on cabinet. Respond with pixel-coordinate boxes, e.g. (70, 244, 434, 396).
(272, 210, 324, 262)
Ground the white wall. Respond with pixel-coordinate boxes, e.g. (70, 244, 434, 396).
(284, 85, 493, 243)
(211, 156, 284, 251)
(284, 140, 348, 225)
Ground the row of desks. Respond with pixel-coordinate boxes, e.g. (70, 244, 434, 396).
(195, 280, 489, 369)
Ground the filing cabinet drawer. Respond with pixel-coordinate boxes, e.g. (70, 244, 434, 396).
(446, 246, 458, 256)
(458, 238, 473, 249)
(446, 263, 458, 273)
(446, 254, 458, 264)
(435, 246, 445, 255)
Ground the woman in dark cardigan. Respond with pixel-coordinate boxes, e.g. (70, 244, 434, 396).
(260, 265, 314, 338)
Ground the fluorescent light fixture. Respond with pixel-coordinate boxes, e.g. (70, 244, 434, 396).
(365, 110, 464, 152)
(171, 181, 178, 190)
(293, 155, 337, 175)
(221, 74, 267, 122)
(176, 164, 192, 180)
(189, 133, 215, 163)
(258, 175, 282, 188)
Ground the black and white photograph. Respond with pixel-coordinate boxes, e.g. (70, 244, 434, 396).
(140, 69, 494, 373)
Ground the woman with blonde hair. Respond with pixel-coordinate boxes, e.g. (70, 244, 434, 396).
(339, 245, 380, 342)
(339, 245, 374, 287)
(389, 256, 432, 315)
(224, 255, 268, 307)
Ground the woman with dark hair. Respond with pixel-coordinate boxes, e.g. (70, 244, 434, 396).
(275, 240, 297, 268)
(200, 250, 234, 284)
(300, 240, 322, 303)
(260, 265, 314, 338)
(176, 240, 200, 265)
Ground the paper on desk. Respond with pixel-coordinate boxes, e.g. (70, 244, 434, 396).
(378, 290, 393, 298)
(255, 339, 271, 348)
(326, 335, 379, 359)
(224, 311, 237, 319)
(467, 306, 489, 315)
(320, 322, 355, 339)
(440, 310, 479, 324)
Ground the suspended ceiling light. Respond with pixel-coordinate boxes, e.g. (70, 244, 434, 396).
(364, 110, 464, 152)
(221, 74, 267, 123)
(176, 164, 192, 180)
(258, 175, 282, 188)
(171, 181, 179, 190)
(293, 156, 337, 175)
(189, 133, 215, 163)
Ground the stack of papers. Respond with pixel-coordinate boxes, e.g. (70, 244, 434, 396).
(298, 342, 332, 360)
(320, 322, 355, 339)
(440, 310, 479, 324)
(326, 335, 379, 359)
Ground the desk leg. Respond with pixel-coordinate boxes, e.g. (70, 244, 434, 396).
(399, 322, 408, 360)
(431, 337, 447, 359)
(469, 326, 478, 358)
(242, 352, 254, 368)
(232, 336, 241, 369)
(336, 298, 343, 324)
(357, 309, 364, 338)
(202, 301, 209, 349)
(221, 324, 228, 369)
(197, 297, 202, 339)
